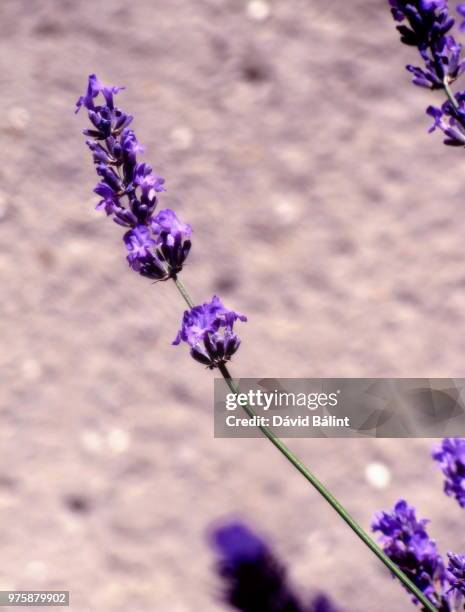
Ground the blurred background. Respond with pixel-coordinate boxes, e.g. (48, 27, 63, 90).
(1, 0, 465, 610)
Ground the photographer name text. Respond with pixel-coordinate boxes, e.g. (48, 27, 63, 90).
(225, 415, 351, 428)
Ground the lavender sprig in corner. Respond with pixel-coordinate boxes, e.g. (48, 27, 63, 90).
(388, 0, 465, 146)
(372, 500, 446, 608)
(371, 437, 465, 611)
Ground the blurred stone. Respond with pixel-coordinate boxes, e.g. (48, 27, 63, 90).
(170, 126, 194, 150)
(107, 428, 130, 454)
(247, 0, 271, 21)
(7, 107, 30, 131)
(271, 197, 300, 225)
(365, 462, 391, 489)
(25, 561, 47, 581)
(81, 430, 104, 453)
(21, 359, 42, 382)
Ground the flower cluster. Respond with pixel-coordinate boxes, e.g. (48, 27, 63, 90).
(388, 1, 465, 146)
(76, 74, 191, 280)
(389, 1, 459, 86)
(432, 438, 465, 507)
(77, 76, 246, 367)
(210, 522, 340, 612)
(372, 500, 445, 605)
(372, 436, 465, 610)
(173, 296, 247, 368)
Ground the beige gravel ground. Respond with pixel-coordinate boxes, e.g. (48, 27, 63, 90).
(1, 0, 465, 610)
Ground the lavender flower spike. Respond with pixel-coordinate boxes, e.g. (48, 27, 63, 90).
(76, 74, 191, 281)
(372, 500, 445, 606)
(387, 0, 465, 147)
(388, 0, 461, 88)
(173, 295, 246, 368)
(432, 438, 465, 507)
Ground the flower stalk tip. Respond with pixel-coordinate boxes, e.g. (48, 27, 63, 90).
(76, 74, 191, 281)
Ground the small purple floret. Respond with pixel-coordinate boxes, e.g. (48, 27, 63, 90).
(446, 552, 465, 597)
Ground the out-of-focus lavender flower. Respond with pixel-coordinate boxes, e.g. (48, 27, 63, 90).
(432, 438, 465, 507)
(173, 295, 246, 368)
(210, 522, 306, 612)
(309, 594, 340, 612)
(76, 74, 191, 281)
(210, 522, 342, 612)
(372, 500, 445, 606)
(457, 4, 465, 31)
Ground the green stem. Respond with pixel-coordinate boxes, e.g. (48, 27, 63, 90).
(173, 275, 195, 309)
(171, 278, 438, 612)
(444, 78, 459, 110)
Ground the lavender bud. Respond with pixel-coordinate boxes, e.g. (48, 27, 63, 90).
(152, 209, 192, 274)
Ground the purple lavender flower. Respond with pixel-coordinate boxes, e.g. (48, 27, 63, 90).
(210, 522, 341, 612)
(388, 1, 464, 87)
(426, 98, 465, 145)
(446, 552, 465, 597)
(389, 1, 453, 48)
(123, 225, 165, 279)
(387, 0, 465, 144)
(432, 438, 465, 507)
(151, 209, 192, 273)
(309, 595, 341, 612)
(210, 522, 307, 612)
(372, 500, 445, 605)
(76, 74, 191, 281)
(173, 295, 246, 368)
(75, 74, 124, 114)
